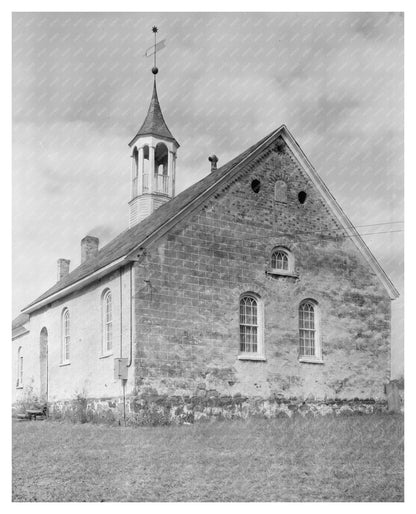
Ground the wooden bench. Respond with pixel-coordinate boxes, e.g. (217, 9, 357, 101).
(26, 408, 47, 420)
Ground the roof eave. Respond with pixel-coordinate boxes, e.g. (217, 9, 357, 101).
(279, 126, 399, 300)
(12, 328, 30, 340)
(125, 125, 287, 260)
(22, 256, 132, 315)
(128, 132, 180, 148)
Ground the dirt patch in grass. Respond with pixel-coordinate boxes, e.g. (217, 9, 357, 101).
(12, 414, 403, 502)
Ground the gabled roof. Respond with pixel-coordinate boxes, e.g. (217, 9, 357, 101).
(22, 129, 271, 313)
(129, 80, 179, 147)
(22, 125, 399, 314)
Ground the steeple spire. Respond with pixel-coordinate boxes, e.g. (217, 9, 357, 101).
(127, 27, 179, 228)
(130, 80, 178, 145)
(129, 26, 178, 148)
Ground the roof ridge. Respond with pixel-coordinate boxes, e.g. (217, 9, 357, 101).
(22, 131, 272, 312)
(23, 124, 397, 311)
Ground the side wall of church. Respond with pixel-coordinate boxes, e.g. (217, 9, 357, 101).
(132, 138, 391, 418)
(12, 332, 30, 405)
(13, 267, 135, 410)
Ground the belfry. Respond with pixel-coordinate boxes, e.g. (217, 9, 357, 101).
(128, 27, 179, 227)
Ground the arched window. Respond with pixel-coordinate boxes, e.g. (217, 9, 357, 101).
(143, 145, 150, 192)
(132, 146, 138, 177)
(270, 247, 294, 274)
(62, 308, 70, 363)
(155, 142, 169, 194)
(102, 289, 113, 354)
(271, 249, 289, 271)
(239, 294, 264, 359)
(274, 180, 288, 203)
(299, 300, 321, 360)
(17, 347, 23, 387)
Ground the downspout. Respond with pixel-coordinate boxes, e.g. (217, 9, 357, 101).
(124, 264, 134, 426)
(128, 263, 133, 367)
(119, 267, 126, 425)
(119, 268, 123, 358)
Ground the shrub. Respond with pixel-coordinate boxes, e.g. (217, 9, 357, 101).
(13, 379, 45, 417)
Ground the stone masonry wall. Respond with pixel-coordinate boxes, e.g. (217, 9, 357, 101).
(132, 137, 391, 406)
(47, 395, 389, 425)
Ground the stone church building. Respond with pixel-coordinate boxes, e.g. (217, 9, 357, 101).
(12, 71, 399, 421)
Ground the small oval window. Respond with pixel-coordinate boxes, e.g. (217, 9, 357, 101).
(251, 179, 261, 193)
(298, 191, 307, 204)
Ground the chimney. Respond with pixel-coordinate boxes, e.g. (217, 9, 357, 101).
(57, 259, 70, 282)
(208, 155, 218, 172)
(81, 236, 99, 263)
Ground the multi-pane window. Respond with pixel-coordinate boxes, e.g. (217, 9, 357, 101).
(239, 296, 258, 353)
(103, 290, 113, 353)
(271, 250, 289, 271)
(299, 302, 316, 356)
(62, 308, 70, 363)
(17, 347, 23, 387)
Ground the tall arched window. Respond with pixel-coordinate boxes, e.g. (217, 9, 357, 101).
(132, 146, 139, 198)
(62, 308, 70, 363)
(239, 294, 264, 359)
(17, 346, 23, 387)
(142, 145, 150, 192)
(102, 289, 113, 354)
(155, 142, 169, 194)
(299, 300, 321, 360)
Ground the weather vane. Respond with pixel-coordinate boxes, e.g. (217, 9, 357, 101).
(144, 26, 167, 78)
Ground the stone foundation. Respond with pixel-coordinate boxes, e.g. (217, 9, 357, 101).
(45, 394, 389, 425)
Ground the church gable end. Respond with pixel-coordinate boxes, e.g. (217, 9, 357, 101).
(132, 134, 391, 407)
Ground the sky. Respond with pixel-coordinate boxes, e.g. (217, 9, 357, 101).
(12, 12, 404, 377)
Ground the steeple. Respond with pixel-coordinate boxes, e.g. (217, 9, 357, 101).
(129, 80, 179, 147)
(128, 27, 179, 228)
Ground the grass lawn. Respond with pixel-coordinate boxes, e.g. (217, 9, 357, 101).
(12, 414, 403, 502)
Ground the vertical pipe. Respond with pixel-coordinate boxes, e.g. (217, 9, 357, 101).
(119, 268, 123, 358)
(123, 379, 126, 427)
(128, 264, 133, 367)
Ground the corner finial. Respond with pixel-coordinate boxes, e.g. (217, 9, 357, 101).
(152, 26, 159, 76)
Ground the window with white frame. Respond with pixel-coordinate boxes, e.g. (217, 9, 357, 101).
(102, 289, 113, 354)
(17, 346, 23, 387)
(271, 249, 289, 270)
(271, 247, 294, 274)
(299, 300, 321, 360)
(239, 294, 264, 358)
(62, 308, 70, 363)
